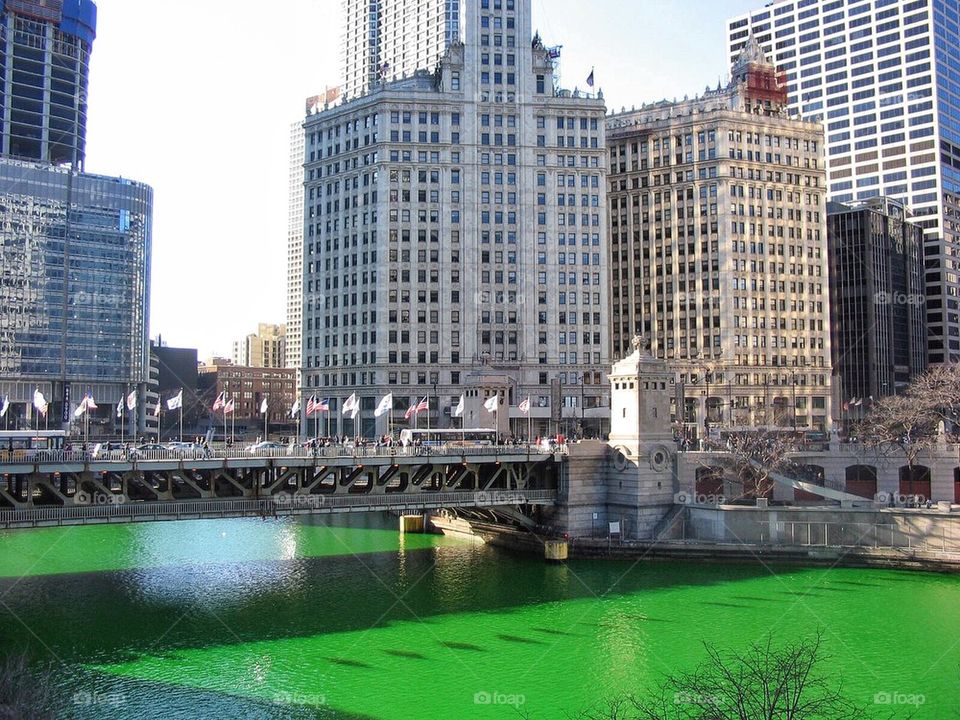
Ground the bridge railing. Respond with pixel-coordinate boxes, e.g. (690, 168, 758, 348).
(0, 443, 564, 467)
(0, 488, 559, 527)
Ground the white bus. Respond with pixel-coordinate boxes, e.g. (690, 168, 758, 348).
(0, 430, 67, 460)
(399, 428, 497, 447)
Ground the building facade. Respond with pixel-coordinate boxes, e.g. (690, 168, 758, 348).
(197, 361, 296, 436)
(341, 0, 462, 101)
(286, 121, 305, 381)
(0, 0, 153, 437)
(607, 41, 833, 438)
(232, 323, 286, 368)
(727, 0, 960, 364)
(0, 0, 97, 168)
(303, 0, 610, 439)
(827, 197, 926, 411)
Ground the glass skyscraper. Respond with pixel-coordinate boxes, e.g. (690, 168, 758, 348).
(728, 0, 960, 363)
(0, 0, 153, 432)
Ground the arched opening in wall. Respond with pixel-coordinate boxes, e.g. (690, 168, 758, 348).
(695, 465, 724, 499)
(794, 464, 825, 502)
(845, 465, 877, 499)
(954, 468, 960, 504)
(898, 465, 931, 501)
(733, 466, 773, 501)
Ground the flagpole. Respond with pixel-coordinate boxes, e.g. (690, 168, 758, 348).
(264, 397, 268, 441)
(120, 391, 124, 446)
(179, 388, 184, 442)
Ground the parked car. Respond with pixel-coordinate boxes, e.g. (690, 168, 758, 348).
(245, 441, 287, 454)
(129, 443, 165, 460)
(165, 441, 209, 458)
(91, 442, 127, 459)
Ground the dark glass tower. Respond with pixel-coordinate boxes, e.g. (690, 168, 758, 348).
(0, 0, 97, 168)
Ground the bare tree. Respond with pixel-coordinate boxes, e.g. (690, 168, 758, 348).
(571, 633, 874, 720)
(700, 430, 798, 502)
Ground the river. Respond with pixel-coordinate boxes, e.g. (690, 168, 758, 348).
(0, 513, 957, 718)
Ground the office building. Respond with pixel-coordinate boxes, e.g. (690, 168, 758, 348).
(827, 196, 926, 410)
(342, 0, 461, 100)
(303, 0, 610, 439)
(233, 323, 287, 369)
(0, 0, 97, 167)
(0, 0, 153, 436)
(607, 40, 833, 437)
(198, 360, 296, 435)
(287, 121, 305, 380)
(727, 0, 960, 363)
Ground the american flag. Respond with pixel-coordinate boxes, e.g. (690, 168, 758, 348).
(404, 396, 428, 420)
(224, 399, 235, 415)
(212, 391, 225, 412)
(307, 396, 329, 415)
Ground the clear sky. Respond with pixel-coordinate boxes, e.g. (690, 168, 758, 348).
(83, 0, 762, 359)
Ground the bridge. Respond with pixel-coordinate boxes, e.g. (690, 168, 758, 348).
(0, 445, 563, 529)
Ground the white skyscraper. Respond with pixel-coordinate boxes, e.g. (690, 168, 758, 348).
(286, 120, 305, 381)
(341, 0, 463, 100)
(303, 0, 610, 438)
(727, 0, 960, 364)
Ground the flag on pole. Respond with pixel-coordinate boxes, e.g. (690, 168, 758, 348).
(316, 398, 330, 413)
(166, 389, 183, 411)
(33, 388, 47, 417)
(116, 397, 123, 418)
(0, 396, 8, 418)
(306, 395, 318, 416)
(153, 398, 161, 417)
(212, 391, 225, 412)
(260, 397, 268, 415)
(290, 398, 301, 418)
(453, 394, 465, 418)
(342, 393, 359, 420)
(126, 389, 138, 411)
(374, 393, 393, 418)
(84, 394, 97, 411)
(74, 393, 96, 418)
(519, 396, 530, 414)
(586, 68, 595, 87)
(224, 399, 235, 415)
(404, 396, 428, 419)
(484, 394, 499, 413)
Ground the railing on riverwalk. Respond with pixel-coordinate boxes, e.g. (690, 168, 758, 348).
(0, 443, 566, 467)
(0, 489, 559, 528)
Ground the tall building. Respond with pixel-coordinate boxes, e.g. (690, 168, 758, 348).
(0, 0, 96, 167)
(0, 0, 153, 435)
(286, 120, 305, 379)
(341, 0, 462, 100)
(233, 323, 287, 368)
(607, 41, 833, 438)
(827, 197, 926, 410)
(727, 0, 960, 364)
(198, 360, 296, 436)
(303, 0, 610, 439)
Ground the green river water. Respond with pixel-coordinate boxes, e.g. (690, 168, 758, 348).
(0, 514, 957, 719)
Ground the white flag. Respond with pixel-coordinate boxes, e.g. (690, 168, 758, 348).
(484, 394, 499, 413)
(453, 394, 465, 417)
(33, 389, 47, 416)
(519, 396, 530, 414)
(290, 398, 300, 418)
(342, 393, 359, 420)
(260, 397, 268, 415)
(116, 398, 123, 418)
(73, 399, 87, 418)
(126, 389, 137, 411)
(374, 392, 393, 418)
(0, 396, 9, 418)
(166, 390, 183, 411)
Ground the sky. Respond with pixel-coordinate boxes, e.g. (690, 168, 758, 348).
(83, 0, 762, 359)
